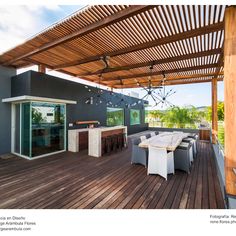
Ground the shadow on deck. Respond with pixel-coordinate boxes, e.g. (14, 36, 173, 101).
(0, 140, 225, 209)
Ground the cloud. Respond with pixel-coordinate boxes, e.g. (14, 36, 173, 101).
(0, 5, 62, 54)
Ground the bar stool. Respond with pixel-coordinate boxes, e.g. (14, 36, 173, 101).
(122, 133, 128, 148)
(101, 137, 106, 155)
(111, 134, 118, 152)
(117, 134, 123, 150)
(105, 136, 113, 154)
(174, 142, 191, 173)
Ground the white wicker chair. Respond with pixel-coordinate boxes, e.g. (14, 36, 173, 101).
(150, 132, 156, 137)
(140, 135, 147, 141)
(147, 145, 175, 180)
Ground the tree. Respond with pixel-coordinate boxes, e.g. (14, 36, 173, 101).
(32, 108, 45, 124)
(217, 101, 224, 121)
(146, 110, 164, 120)
(205, 101, 224, 121)
(107, 109, 124, 126)
(160, 106, 201, 128)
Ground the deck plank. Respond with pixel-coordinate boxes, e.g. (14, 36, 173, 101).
(194, 143, 204, 208)
(0, 140, 225, 209)
(207, 143, 217, 209)
(202, 141, 210, 209)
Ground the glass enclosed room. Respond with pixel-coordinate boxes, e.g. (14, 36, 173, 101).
(2, 96, 76, 159)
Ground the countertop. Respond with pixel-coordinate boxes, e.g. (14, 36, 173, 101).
(68, 128, 90, 132)
(88, 126, 126, 132)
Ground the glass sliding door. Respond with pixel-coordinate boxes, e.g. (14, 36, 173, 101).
(21, 103, 31, 156)
(31, 102, 65, 157)
(12, 101, 66, 158)
(14, 103, 21, 154)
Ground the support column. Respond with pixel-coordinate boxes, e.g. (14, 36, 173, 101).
(211, 78, 218, 144)
(38, 64, 46, 73)
(224, 6, 236, 196)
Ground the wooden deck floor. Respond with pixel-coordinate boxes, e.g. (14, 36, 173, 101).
(0, 140, 225, 209)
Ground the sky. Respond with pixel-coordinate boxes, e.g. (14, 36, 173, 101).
(0, 4, 224, 109)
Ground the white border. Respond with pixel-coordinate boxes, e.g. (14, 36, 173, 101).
(12, 150, 66, 160)
(2, 95, 77, 104)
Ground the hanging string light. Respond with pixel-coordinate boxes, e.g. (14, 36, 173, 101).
(84, 56, 113, 106)
(112, 78, 131, 109)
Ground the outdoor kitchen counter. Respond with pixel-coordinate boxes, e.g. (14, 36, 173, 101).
(88, 126, 127, 157)
(68, 128, 90, 152)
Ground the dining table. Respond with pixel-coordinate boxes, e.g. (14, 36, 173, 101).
(138, 132, 191, 151)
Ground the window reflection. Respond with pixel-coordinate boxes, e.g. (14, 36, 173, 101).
(107, 107, 124, 126)
(31, 102, 65, 157)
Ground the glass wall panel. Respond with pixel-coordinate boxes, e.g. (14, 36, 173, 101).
(31, 102, 65, 157)
(21, 102, 30, 156)
(130, 109, 141, 125)
(14, 104, 21, 154)
(107, 107, 124, 126)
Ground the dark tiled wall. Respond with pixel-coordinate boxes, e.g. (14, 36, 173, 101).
(0, 65, 16, 155)
(11, 70, 149, 135)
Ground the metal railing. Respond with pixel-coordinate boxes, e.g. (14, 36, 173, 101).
(147, 121, 200, 129)
(211, 133, 226, 207)
(213, 133, 225, 157)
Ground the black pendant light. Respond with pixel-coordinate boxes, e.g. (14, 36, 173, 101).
(136, 64, 163, 107)
(153, 72, 176, 108)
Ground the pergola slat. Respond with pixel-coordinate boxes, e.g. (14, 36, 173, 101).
(101, 63, 220, 82)
(111, 72, 223, 86)
(79, 48, 222, 77)
(0, 5, 226, 88)
(53, 22, 224, 70)
(113, 77, 223, 88)
(3, 5, 154, 65)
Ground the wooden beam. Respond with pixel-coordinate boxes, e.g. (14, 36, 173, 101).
(38, 64, 46, 73)
(78, 48, 222, 77)
(15, 61, 33, 69)
(4, 5, 153, 66)
(113, 78, 223, 88)
(211, 53, 223, 144)
(101, 63, 220, 82)
(23, 58, 54, 69)
(53, 22, 224, 70)
(23, 58, 79, 77)
(110, 72, 224, 86)
(224, 6, 236, 196)
(211, 78, 218, 144)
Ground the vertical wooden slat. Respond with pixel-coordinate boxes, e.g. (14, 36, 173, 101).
(224, 6, 236, 196)
(211, 78, 218, 144)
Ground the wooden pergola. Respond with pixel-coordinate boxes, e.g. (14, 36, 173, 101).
(0, 5, 235, 196)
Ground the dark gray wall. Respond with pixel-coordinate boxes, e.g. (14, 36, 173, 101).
(11, 71, 31, 96)
(12, 71, 148, 135)
(0, 65, 16, 155)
